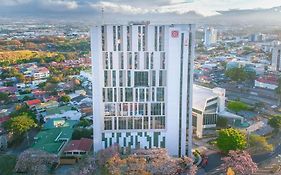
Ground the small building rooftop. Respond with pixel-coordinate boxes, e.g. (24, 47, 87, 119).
(193, 85, 218, 111)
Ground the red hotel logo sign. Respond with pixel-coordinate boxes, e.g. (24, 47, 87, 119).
(171, 30, 179, 38)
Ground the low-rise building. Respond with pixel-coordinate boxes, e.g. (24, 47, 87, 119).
(26, 99, 42, 108)
(33, 119, 77, 155)
(43, 105, 81, 121)
(255, 75, 278, 90)
(63, 138, 93, 156)
(192, 85, 243, 138)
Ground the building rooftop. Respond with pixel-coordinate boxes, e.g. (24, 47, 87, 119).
(26, 99, 41, 106)
(256, 75, 278, 85)
(193, 85, 218, 111)
(33, 119, 77, 154)
(43, 118, 77, 129)
(64, 138, 93, 152)
(45, 105, 74, 116)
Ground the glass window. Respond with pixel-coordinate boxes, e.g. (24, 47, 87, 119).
(145, 88, 150, 101)
(160, 52, 166, 69)
(122, 103, 128, 116)
(119, 52, 124, 69)
(125, 88, 133, 102)
(138, 103, 144, 115)
(118, 117, 126, 130)
(113, 26, 116, 51)
(127, 26, 131, 51)
(117, 103, 122, 116)
(112, 70, 116, 87)
(139, 89, 145, 102)
(142, 26, 146, 51)
(104, 117, 112, 130)
(150, 52, 154, 69)
(127, 52, 133, 69)
(102, 25, 105, 51)
(155, 116, 165, 129)
(144, 52, 149, 69)
(134, 71, 148, 87)
(157, 87, 165, 101)
(143, 117, 149, 129)
(127, 71, 131, 87)
(151, 71, 156, 86)
(117, 26, 121, 51)
(103, 52, 109, 69)
(119, 88, 124, 102)
(159, 70, 166, 86)
(151, 103, 161, 115)
(134, 117, 142, 129)
(105, 103, 115, 116)
(138, 26, 141, 51)
(109, 52, 113, 69)
(107, 88, 113, 102)
(128, 117, 133, 129)
(134, 52, 139, 69)
(113, 88, 117, 102)
(119, 70, 125, 87)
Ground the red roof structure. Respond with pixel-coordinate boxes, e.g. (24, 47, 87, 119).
(0, 87, 17, 93)
(256, 75, 278, 85)
(26, 99, 41, 106)
(64, 138, 93, 152)
(0, 116, 10, 124)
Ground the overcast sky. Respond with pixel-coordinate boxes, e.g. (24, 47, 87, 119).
(0, 0, 281, 23)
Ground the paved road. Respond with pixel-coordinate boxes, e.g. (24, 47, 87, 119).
(200, 144, 281, 175)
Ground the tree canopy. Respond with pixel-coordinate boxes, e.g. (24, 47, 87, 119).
(227, 101, 251, 113)
(221, 150, 257, 175)
(60, 95, 71, 103)
(217, 128, 247, 153)
(225, 67, 256, 82)
(4, 114, 37, 135)
(268, 115, 281, 130)
(248, 134, 273, 154)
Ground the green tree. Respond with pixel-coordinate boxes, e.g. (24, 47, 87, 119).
(268, 115, 281, 131)
(225, 67, 256, 82)
(227, 101, 250, 113)
(248, 134, 273, 154)
(77, 118, 92, 128)
(0, 92, 9, 101)
(216, 117, 228, 128)
(217, 128, 247, 153)
(72, 128, 92, 140)
(60, 95, 71, 103)
(5, 114, 37, 135)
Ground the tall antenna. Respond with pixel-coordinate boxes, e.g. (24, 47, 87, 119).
(101, 7, 104, 25)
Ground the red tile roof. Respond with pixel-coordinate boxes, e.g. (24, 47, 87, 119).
(0, 87, 17, 93)
(256, 76, 278, 85)
(26, 99, 41, 106)
(64, 138, 93, 152)
(0, 116, 10, 124)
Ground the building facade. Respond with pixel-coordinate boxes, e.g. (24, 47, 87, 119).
(192, 85, 225, 138)
(271, 46, 281, 72)
(91, 23, 195, 156)
(204, 27, 217, 47)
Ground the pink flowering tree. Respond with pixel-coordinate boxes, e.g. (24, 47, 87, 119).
(221, 150, 258, 175)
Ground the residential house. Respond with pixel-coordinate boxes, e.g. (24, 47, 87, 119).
(63, 138, 93, 156)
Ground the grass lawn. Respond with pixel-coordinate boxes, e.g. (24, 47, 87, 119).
(0, 154, 17, 175)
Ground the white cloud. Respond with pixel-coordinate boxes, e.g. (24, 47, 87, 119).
(90, 0, 281, 16)
(0, 0, 31, 6)
(41, 0, 78, 10)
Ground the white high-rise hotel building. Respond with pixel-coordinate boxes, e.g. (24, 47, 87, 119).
(91, 23, 195, 156)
